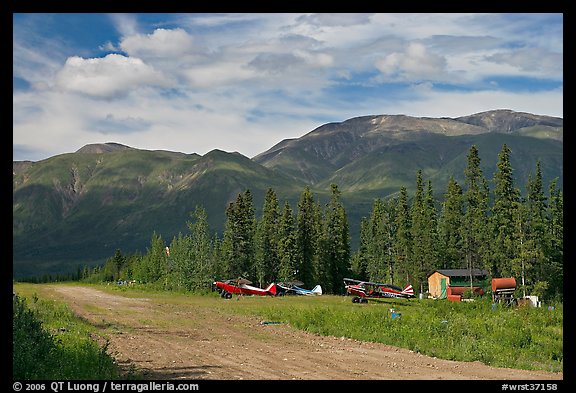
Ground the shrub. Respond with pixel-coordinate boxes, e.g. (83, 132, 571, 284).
(13, 295, 58, 379)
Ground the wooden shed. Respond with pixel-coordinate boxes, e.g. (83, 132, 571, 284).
(427, 269, 489, 299)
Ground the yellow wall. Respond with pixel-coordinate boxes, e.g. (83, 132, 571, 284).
(428, 272, 449, 298)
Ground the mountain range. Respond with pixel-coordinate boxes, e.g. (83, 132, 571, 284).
(13, 109, 563, 279)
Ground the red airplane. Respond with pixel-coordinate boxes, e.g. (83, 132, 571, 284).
(344, 277, 415, 303)
(213, 278, 277, 299)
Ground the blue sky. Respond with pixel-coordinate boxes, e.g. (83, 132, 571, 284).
(13, 13, 563, 162)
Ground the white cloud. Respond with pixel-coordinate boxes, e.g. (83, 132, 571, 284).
(375, 42, 447, 82)
(120, 28, 198, 58)
(375, 87, 564, 119)
(296, 13, 374, 27)
(108, 13, 139, 37)
(182, 62, 256, 88)
(294, 49, 333, 68)
(485, 47, 563, 78)
(55, 54, 173, 97)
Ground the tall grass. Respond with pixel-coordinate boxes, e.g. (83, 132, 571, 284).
(12, 293, 124, 380)
(225, 295, 563, 373)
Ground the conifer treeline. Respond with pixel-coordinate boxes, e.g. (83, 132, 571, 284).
(84, 144, 563, 301)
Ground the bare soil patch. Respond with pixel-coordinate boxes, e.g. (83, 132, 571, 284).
(45, 285, 562, 381)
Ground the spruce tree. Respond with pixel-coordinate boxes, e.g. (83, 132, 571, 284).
(255, 188, 280, 286)
(296, 186, 320, 288)
(317, 184, 350, 294)
(277, 201, 299, 283)
(438, 177, 464, 269)
(351, 217, 370, 279)
(410, 170, 426, 294)
(490, 143, 521, 278)
(187, 205, 213, 290)
(546, 178, 563, 300)
(518, 161, 549, 297)
(394, 186, 412, 287)
(366, 198, 387, 282)
(462, 145, 490, 285)
(410, 172, 438, 295)
(382, 197, 398, 285)
(424, 180, 439, 277)
(222, 190, 257, 281)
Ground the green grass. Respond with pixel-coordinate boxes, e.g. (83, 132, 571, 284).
(12, 284, 140, 380)
(212, 293, 563, 373)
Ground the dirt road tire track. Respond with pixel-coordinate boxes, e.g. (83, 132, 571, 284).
(46, 285, 562, 381)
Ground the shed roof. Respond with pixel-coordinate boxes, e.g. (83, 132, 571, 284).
(429, 269, 489, 278)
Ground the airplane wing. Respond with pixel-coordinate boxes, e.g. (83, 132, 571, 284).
(353, 279, 403, 291)
(377, 283, 404, 292)
(227, 277, 252, 285)
(343, 277, 364, 285)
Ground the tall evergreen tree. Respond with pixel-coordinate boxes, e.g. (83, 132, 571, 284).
(366, 198, 387, 282)
(317, 184, 351, 294)
(424, 180, 440, 274)
(438, 177, 464, 269)
(394, 186, 412, 287)
(462, 145, 490, 285)
(490, 144, 521, 278)
(518, 161, 549, 297)
(187, 205, 213, 290)
(381, 197, 398, 285)
(255, 188, 280, 286)
(103, 249, 125, 281)
(296, 186, 321, 288)
(546, 178, 563, 300)
(277, 201, 299, 283)
(410, 172, 438, 295)
(351, 217, 370, 279)
(221, 190, 257, 281)
(410, 170, 426, 294)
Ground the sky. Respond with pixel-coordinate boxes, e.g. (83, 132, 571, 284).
(13, 13, 563, 162)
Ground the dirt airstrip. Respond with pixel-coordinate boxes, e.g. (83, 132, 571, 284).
(40, 285, 562, 381)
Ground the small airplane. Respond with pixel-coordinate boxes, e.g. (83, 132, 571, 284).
(276, 281, 323, 296)
(343, 277, 415, 303)
(213, 278, 277, 299)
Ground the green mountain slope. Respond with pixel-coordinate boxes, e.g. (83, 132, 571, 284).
(13, 145, 305, 278)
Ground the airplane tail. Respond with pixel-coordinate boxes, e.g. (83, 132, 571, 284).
(401, 284, 414, 297)
(265, 283, 277, 296)
(311, 285, 322, 295)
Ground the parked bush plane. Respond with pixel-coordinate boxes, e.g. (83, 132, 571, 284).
(213, 278, 277, 299)
(344, 277, 415, 303)
(276, 281, 323, 296)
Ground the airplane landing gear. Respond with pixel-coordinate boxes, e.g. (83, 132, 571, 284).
(221, 291, 232, 299)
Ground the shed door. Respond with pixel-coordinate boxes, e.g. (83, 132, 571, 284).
(440, 278, 447, 299)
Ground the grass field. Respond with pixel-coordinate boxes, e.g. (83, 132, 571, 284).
(211, 291, 563, 373)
